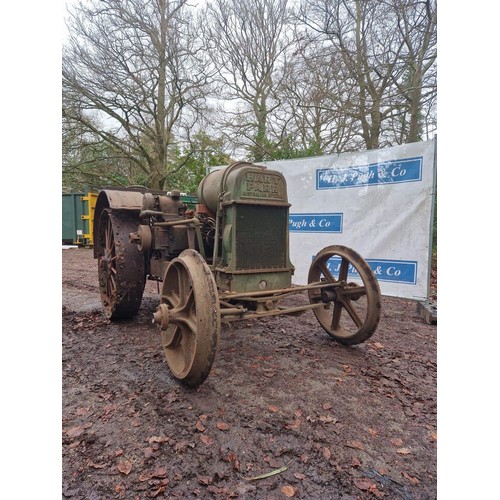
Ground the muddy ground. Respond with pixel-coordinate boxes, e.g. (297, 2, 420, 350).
(62, 247, 437, 499)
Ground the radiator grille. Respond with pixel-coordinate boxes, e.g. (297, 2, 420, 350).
(235, 205, 287, 270)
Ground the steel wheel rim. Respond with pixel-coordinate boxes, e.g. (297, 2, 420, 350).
(96, 210, 145, 319)
(159, 250, 220, 386)
(308, 245, 381, 343)
(161, 260, 198, 379)
(101, 213, 117, 305)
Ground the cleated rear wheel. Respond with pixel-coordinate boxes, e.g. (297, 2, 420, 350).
(97, 210, 145, 319)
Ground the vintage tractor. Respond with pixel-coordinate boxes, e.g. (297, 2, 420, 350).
(93, 162, 381, 387)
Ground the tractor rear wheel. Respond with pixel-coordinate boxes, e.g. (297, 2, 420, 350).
(154, 249, 220, 387)
(308, 245, 381, 345)
(97, 210, 145, 319)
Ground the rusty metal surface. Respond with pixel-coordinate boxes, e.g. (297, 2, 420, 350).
(96, 210, 145, 319)
(99, 189, 146, 210)
(154, 249, 220, 387)
(219, 281, 336, 300)
(93, 189, 145, 257)
(220, 302, 325, 321)
(308, 245, 381, 345)
(217, 277, 377, 322)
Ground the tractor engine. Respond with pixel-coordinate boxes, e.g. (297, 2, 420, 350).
(127, 162, 295, 292)
(197, 162, 295, 293)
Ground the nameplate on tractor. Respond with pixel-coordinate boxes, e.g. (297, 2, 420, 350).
(241, 172, 285, 201)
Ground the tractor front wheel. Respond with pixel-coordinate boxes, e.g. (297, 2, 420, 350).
(153, 249, 220, 387)
(308, 245, 381, 345)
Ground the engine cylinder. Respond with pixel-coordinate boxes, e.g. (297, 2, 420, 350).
(197, 162, 254, 212)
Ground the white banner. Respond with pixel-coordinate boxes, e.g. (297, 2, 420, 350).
(261, 139, 436, 300)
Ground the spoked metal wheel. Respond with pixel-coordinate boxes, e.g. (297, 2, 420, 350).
(97, 210, 145, 319)
(308, 245, 381, 345)
(153, 249, 220, 387)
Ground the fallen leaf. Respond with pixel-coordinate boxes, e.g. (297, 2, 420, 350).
(148, 436, 169, 444)
(152, 467, 167, 478)
(285, 419, 301, 430)
(430, 431, 437, 441)
(117, 459, 133, 475)
(198, 475, 213, 485)
(199, 434, 214, 445)
(174, 440, 190, 452)
(103, 403, 118, 415)
(396, 447, 411, 455)
(196, 421, 206, 432)
(323, 447, 332, 460)
(207, 485, 227, 495)
(353, 478, 376, 491)
(369, 484, 386, 498)
(199, 414, 208, 421)
(88, 460, 106, 469)
(143, 447, 155, 459)
(319, 415, 336, 423)
(402, 471, 420, 485)
(115, 483, 126, 497)
(138, 471, 153, 482)
(322, 403, 332, 410)
(300, 453, 309, 464)
(150, 486, 166, 497)
(351, 458, 361, 468)
(266, 458, 281, 468)
(368, 428, 378, 436)
(391, 438, 404, 446)
(76, 407, 91, 416)
(66, 426, 85, 439)
(268, 405, 279, 413)
(346, 440, 365, 451)
(217, 422, 230, 431)
(69, 441, 81, 449)
(294, 472, 306, 480)
(281, 485, 296, 497)
(166, 391, 178, 403)
(114, 449, 123, 457)
(373, 342, 384, 349)
(225, 451, 241, 471)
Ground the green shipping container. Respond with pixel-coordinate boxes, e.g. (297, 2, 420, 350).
(181, 194, 197, 210)
(62, 193, 86, 244)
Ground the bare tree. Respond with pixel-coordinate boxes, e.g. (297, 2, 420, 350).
(204, 0, 294, 161)
(392, 0, 437, 143)
(63, 0, 212, 190)
(279, 40, 363, 154)
(298, 0, 436, 150)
